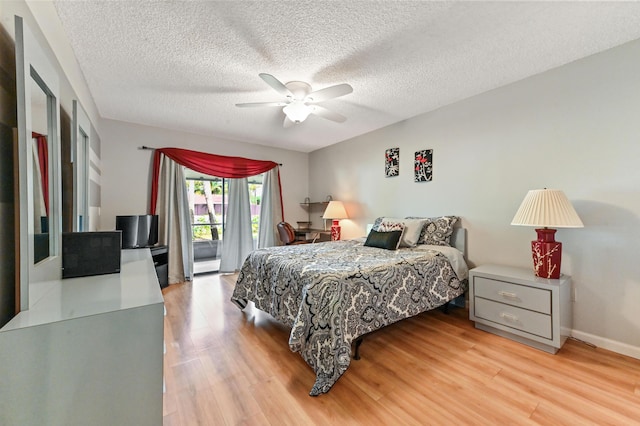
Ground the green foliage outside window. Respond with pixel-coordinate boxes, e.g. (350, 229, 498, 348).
(252, 215, 259, 239)
(192, 216, 221, 241)
(188, 177, 263, 243)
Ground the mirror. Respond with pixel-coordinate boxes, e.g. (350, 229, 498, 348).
(31, 75, 50, 263)
(72, 100, 91, 231)
(15, 15, 62, 311)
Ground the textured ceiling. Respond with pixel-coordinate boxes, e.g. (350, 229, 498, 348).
(52, 1, 640, 153)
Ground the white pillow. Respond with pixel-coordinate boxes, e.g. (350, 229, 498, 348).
(379, 218, 426, 247)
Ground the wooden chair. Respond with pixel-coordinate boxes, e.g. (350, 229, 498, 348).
(277, 221, 310, 245)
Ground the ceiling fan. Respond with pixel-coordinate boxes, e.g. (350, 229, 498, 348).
(235, 73, 353, 127)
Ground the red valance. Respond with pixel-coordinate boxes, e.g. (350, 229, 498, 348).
(150, 147, 282, 215)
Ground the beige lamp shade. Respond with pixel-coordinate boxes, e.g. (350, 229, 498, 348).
(511, 189, 584, 228)
(322, 201, 348, 220)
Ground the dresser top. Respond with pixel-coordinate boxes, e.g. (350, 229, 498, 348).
(1, 249, 164, 332)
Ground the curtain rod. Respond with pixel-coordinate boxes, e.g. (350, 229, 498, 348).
(138, 146, 283, 166)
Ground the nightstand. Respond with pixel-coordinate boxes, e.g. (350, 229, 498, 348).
(469, 264, 572, 354)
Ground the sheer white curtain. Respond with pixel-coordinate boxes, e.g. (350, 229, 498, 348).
(156, 156, 193, 283)
(219, 177, 254, 273)
(258, 167, 283, 248)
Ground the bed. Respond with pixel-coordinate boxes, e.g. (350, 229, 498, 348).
(231, 217, 468, 396)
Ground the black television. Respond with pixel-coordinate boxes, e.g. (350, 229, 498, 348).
(116, 215, 159, 249)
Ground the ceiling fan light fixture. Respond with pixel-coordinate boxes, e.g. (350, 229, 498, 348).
(236, 74, 353, 127)
(283, 101, 312, 123)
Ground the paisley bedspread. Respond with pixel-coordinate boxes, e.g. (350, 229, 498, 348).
(231, 240, 468, 396)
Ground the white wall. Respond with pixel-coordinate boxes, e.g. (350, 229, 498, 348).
(99, 119, 310, 231)
(309, 39, 640, 357)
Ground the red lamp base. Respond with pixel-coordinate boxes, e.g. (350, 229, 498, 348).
(531, 228, 562, 279)
(330, 220, 341, 241)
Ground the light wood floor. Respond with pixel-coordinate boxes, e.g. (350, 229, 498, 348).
(162, 273, 640, 425)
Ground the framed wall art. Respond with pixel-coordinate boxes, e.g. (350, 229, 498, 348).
(414, 149, 433, 182)
(385, 147, 399, 177)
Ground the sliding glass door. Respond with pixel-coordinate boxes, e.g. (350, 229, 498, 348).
(187, 175, 262, 274)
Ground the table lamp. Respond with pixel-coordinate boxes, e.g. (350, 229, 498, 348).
(322, 201, 348, 241)
(511, 189, 583, 279)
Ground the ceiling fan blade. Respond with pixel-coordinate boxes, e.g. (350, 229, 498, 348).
(305, 83, 353, 103)
(235, 101, 287, 108)
(259, 73, 293, 98)
(311, 105, 347, 123)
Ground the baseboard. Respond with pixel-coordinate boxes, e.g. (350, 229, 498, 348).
(571, 329, 640, 360)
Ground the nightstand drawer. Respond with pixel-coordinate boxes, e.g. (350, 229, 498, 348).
(473, 276, 551, 314)
(474, 297, 552, 339)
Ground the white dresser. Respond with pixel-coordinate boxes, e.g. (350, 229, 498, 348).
(469, 264, 572, 354)
(0, 249, 165, 426)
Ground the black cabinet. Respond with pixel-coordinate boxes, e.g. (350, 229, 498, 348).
(150, 245, 168, 288)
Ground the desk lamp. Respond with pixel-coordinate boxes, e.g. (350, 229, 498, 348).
(322, 201, 348, 241)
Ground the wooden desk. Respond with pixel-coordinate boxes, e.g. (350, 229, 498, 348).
(294, 229, 331, 242)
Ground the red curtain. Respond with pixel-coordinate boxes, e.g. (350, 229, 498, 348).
(149, 147, 283, 216)
(32, 132, 49, 215)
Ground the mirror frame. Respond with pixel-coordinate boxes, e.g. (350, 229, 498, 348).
(15, 15, 62, 311)
(72, 100, 91, 231)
